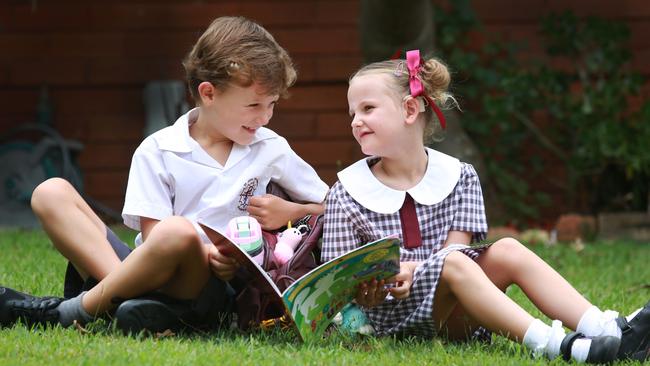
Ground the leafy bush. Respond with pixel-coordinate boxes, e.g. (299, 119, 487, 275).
(433, 1, 650, 226)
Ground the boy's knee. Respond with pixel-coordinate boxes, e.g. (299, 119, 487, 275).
(149, 216, 202, 254)
(31, 178, 74, 213)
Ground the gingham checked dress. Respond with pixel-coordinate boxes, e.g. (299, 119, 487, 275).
(322, 148, 490, 338)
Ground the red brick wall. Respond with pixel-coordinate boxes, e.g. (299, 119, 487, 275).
(1, 0, 648, 216)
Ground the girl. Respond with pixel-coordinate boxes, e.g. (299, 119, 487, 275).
(321, 50, 649, 363)
(0, 16, 328, 335)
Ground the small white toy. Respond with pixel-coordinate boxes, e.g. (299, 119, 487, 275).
(273, 221, 309, 265)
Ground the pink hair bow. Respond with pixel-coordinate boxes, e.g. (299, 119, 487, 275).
(406, 50, 447, 129)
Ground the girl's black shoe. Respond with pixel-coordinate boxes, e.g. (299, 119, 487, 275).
(617, 300, 650, 360)
(560, 331, 621, 364)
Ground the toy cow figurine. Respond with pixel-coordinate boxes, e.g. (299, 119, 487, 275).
(273, 221, 309, 265)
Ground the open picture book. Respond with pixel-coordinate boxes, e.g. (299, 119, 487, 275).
(198, 220, 400, 342)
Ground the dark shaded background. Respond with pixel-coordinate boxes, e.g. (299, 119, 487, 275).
(0, 0, 648, 227)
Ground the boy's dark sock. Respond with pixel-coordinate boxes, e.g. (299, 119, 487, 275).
(56, 291, 94, 327)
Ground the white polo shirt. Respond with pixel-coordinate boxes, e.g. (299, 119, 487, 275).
(122, 108, 329, 246)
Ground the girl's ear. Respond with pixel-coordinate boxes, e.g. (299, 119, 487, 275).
(403, 96, 421, 125)
(197, 81, 216, 105)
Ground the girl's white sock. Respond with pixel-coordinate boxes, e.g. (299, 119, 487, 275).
(576, 306, 622, 338)
(570, 339, 591, 363)
(523, 319, 563, 359)
(523, 319, 592, 362)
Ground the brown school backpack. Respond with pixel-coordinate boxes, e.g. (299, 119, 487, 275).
(233, 183, 325, 330)
(233, 214, 324, 330)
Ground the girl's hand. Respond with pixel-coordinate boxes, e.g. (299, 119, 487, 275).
(247, 194, 295, 230)
(207, 245, 239, 281)
(387, 262, 418, 299)
(355, 279, 388, 308)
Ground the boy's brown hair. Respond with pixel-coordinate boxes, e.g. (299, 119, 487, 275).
(183, 16, 297, 103)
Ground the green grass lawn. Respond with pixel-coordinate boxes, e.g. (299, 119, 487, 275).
(0, 227, 648, 365)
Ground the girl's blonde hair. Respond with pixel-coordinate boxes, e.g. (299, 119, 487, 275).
(183, 16, 297, 103)
(350, 57, 455, 141)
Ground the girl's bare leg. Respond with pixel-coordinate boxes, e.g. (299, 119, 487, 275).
(80, 216, 211, 315)
(433, 251, 534, 342)
(31, 178, 120, 280)
(477, 238, 591, 330)
(441, 238, 592, 340)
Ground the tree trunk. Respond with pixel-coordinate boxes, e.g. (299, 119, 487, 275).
(359, 0, 504, 223)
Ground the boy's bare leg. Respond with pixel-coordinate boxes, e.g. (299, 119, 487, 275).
(31, 178, 121, 280)
(81, 216, 211, 315)
(433, 251, 534, 342)
(477, 238, 591, 330)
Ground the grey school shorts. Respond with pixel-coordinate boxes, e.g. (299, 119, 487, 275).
(63, 226, 236, 329)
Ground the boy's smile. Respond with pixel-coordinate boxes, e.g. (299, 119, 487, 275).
(197, 82, 279, 146)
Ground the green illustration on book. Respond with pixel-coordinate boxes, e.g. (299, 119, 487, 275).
(198, 218, 400, 342)
(282, 237, 400, 340)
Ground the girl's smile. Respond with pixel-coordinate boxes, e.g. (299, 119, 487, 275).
(347, 74, 408, 157)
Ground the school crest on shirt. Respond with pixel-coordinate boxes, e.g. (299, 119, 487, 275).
(238, 178, 259, 211)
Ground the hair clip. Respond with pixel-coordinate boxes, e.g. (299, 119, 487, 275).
(394, 61, 407, 77)
(420, 96, 429, 112)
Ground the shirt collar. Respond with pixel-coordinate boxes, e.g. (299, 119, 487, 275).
(154, 107, 274, 153)
(337, 147, 461, 214)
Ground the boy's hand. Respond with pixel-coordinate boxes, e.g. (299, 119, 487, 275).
(355, 279, 388, 308)
(208, 245, 239, 281)
(247, 194, 295, 230)
(387, 262, 418, 299)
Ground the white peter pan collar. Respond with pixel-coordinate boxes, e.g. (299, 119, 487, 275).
(337, 148, 461, 214)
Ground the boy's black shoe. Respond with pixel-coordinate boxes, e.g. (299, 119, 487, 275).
(560, 332, 620, 364)
(0, 286, 63, 328)
(114, 295, 197, 335)
(616, 300, 650, 360)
